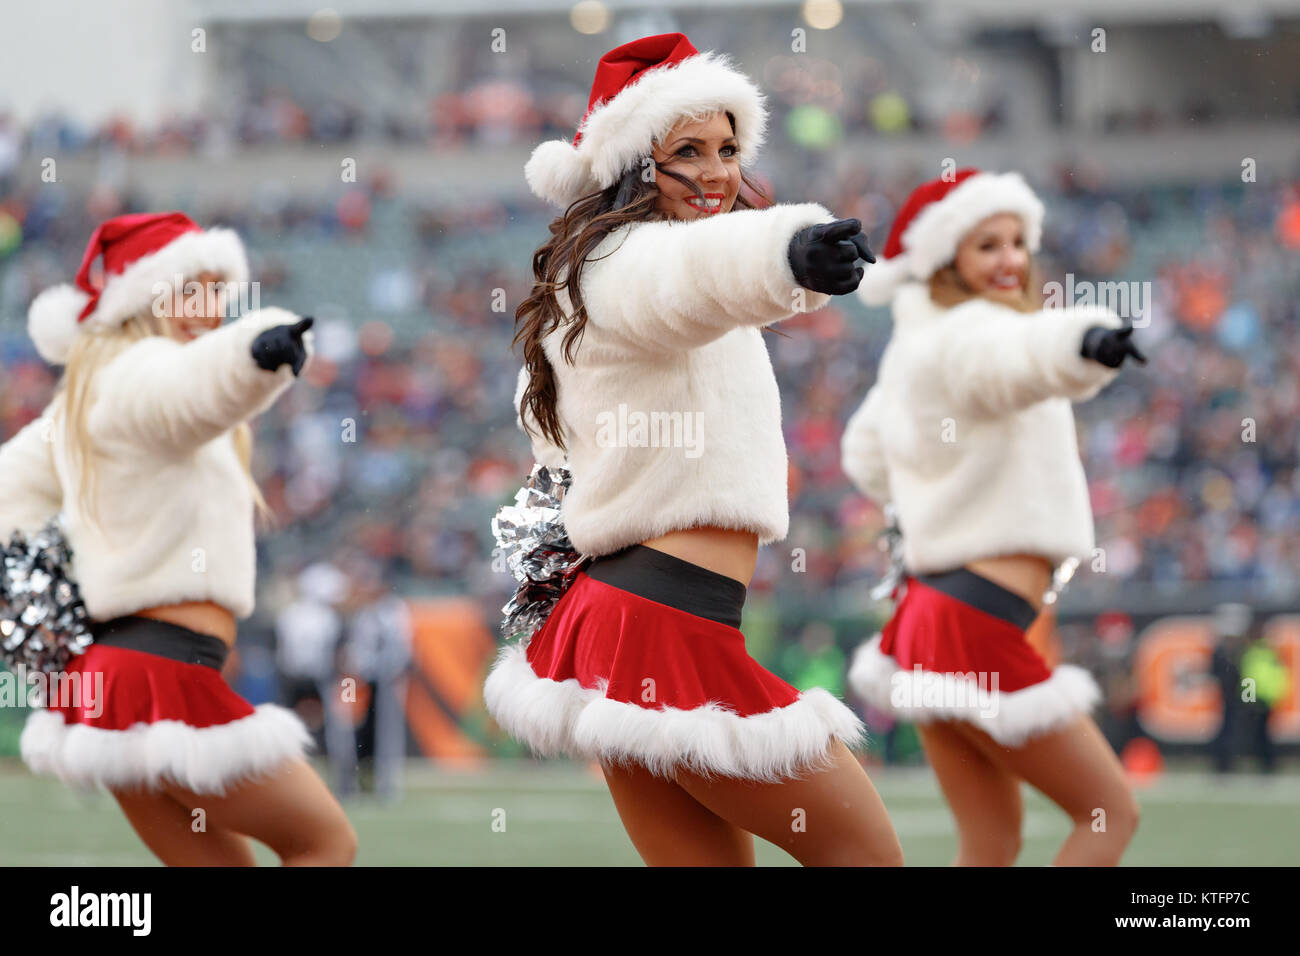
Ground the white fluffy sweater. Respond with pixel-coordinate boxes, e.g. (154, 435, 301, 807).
(515, 202, 837, 558)
(0, 307, 309, 621)
(841, 282, 1122, 572)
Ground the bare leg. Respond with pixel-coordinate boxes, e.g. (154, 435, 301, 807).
(602, 759, 756, 865)
(917, 721, 1023, 865)
(672, 739, 904, 866)
(163, 757, 358, 866)
(112, 787, 258, 866)
(951, 716, 1139, 866)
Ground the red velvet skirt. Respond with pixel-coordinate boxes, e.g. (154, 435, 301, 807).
(21, 616, 312, 794)
(484, 544, 865, 781)
(848, 571, 1099, 746)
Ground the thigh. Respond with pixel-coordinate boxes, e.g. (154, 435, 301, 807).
(917, 720, 1022, 864)
(952, 716, 1135, 824)
(112, 787, 256, 866)
(673, 739, 903, 866)
(602, 759, 755, 866)
(162, 758, 355, 862)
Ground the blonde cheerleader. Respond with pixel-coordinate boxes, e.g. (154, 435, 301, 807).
(842, 170, 1144, 865)
(0, 212, 356, 865)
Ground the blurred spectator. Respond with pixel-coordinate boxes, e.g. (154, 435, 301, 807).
(1239, 632, 1292, 774)
(1209, 603, 1251, 774)
(274, 562, 350, 787)
(338, 558, 413, 803)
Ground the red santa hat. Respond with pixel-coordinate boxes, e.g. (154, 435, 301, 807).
(857, 169, 1045, 306)
(525, 32, 767, 208)
(27, 211, 248, 365)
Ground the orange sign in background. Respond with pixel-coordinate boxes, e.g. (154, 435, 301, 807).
(1134, 614, 1300, 743)
(403, 598, 498, 766)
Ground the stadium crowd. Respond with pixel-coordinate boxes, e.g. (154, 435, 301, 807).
(2, 109, 1298, 760)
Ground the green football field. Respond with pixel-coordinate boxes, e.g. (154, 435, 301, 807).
(1, 759, 1296, 866)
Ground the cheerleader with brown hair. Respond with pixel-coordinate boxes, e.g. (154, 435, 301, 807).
(484, 34, 901, 866)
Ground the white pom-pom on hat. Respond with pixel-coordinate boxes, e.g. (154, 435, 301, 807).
(27, 284, 90, 366)
(525, 139, 598, 210)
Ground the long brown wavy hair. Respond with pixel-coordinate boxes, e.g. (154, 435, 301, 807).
(514, 113, 775, 455)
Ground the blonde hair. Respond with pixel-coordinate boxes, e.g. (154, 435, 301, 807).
(928, 256, 1044, 314)
(53, 305, 273, 533)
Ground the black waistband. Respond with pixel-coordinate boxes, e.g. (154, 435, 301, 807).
(913, 569, 1038, 631)
(91, 616, 230, 670)
(585, 544, 747, 629)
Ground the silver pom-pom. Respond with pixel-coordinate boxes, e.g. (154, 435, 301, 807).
(870, 503, 907, 602)
(1, 517, 94, 680)
(1041, 556, 1080, 607)
(492, 463, 589, 646)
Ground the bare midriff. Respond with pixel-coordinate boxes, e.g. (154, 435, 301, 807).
(133, 600, 237, 647)
(963, 553, 1054, 615)
(639, 525, 759, 588)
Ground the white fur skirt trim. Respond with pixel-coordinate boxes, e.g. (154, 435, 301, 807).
(21, 704, 315, 795)
(848, 634, 1101, 747)
(484, 642, 866, 783)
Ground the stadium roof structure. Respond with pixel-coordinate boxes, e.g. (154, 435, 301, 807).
(194, 0, 1300, 25)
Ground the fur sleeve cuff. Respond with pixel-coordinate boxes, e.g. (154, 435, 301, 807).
(236, 307, 315, 417)
(1048, 305, 1124, 401)
(756, 202, 837, 316)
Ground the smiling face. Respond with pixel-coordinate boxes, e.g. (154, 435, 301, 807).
(164, 270, 228, 341)
(650, 111, 742, 221)
(951, 213, 1031, 308)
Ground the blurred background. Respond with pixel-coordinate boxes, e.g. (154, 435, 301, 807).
(1, 0, 1298, 864)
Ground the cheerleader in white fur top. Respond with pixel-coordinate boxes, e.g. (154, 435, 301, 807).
(841, 170, 1144, 865)
(486, 33, 901, 866)
(0, 212, 356, 866)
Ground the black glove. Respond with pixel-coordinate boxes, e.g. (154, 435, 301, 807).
(1080, 320, 1147, 369)
(788, 218, 876, 295)
(251, 317, 313, 376)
